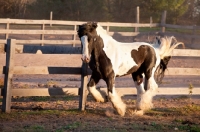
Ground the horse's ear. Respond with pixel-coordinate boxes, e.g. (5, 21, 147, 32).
(92, 22, 97, 29)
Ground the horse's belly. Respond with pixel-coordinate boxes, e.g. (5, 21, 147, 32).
(116, 59, 137, 76)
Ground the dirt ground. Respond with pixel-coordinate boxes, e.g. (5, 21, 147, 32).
(0, 95, 200, 132)
(0, 32, 200, 132)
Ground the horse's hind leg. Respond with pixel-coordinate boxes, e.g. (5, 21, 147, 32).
(88, 72, 106, 102)
(106, 75, 126, 116)
(132, 73, 148, 111)
(132, 70, 158, 112)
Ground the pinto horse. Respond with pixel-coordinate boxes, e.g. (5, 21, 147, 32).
(77, 22, 184, 116)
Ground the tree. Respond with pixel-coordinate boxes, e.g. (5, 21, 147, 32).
(107, 0, 140, 22)
(0, 0, 195, 25)
(0, 0, 28, 18)
(139, 0, 188, 24)
(27, 0, 109, 21)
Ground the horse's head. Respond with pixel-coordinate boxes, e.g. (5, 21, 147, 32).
(77, 22, 98, 63)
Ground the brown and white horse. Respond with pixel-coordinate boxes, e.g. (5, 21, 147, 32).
(77, 22, 184, 116)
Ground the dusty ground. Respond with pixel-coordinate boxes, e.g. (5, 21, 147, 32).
(0, 95, 200, 132)
(0, 31, 200, 131)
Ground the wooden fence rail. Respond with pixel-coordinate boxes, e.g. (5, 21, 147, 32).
(0, 18, 160, 47)
(1, 39, 88, 112)
(0, 12, 200, 47)
(0, 17, 200, 48)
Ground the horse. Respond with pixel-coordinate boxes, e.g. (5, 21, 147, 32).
(77, 22, 184, 116)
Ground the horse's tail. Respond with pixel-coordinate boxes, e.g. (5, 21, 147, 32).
(155, 36, 184, 83)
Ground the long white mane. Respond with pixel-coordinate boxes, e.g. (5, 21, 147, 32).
(95, 24, 118, 44)
(96, 24, 111, 37)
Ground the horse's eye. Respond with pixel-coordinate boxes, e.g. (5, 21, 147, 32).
(88, 37, 91, 42)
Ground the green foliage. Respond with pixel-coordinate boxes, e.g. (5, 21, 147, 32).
(0, 0, 197, 24)
(27, 0, 109, 21)
(63, 122, 81, 130)
(24, 125, 46, 132)
(139, 0, 188, 23)
(29, 0, 188, 24)
(32, 96, 50, 102)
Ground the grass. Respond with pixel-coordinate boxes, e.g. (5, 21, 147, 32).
(31, 96, 51, 102)
(0, 107, 200, 132)
(10, 24, 75, 30)
(108, 26, 160, 32)
(57, 121, 82, 131)
(46, 80, 58, 87)
(15, 95, 76, 102)
(0, 109, 80, 120)
(147, 104, 200, 117)
(23, 125, 46, 132)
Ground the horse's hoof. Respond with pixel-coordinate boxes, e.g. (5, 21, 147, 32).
(126, 108, 144, 116)
(95, 97, 105, 103)
(134, 110, 144, 116)
(114, 103, 126, 116)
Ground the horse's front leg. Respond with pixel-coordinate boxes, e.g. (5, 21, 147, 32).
(88, 72, 106, 102)
(106, 74, 126, 116)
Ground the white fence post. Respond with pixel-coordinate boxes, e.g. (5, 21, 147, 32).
(161, 10, 167, 32)
(50, 11, 53, 27)
(135, 6, 139, 32)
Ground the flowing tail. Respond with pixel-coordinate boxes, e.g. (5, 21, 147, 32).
(155, 36, 184, 83)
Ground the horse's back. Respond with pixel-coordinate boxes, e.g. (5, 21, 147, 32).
(108, 42, 154, 76)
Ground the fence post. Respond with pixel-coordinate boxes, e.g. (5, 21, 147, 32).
(40, 22, 45, 46)
(135, 6, 139, 32)
(191, 25, 196, 45)
(2, 39, 15, 113)
(79, 63, 88, 111)
(50, 11, 53, 27)
(5, 18, 10, 40)
(161, 10, 167, 32)
(150, 16, 153, 28)
(73, 25, 77, 47)
(106, 22, 110, 32)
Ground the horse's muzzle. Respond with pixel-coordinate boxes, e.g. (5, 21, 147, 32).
(81, 56, 90, 63)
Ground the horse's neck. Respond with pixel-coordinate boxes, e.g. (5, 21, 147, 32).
(96, 26, 117, 44)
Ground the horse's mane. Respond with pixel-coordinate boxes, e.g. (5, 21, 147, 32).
(96, 24, 113, 39)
